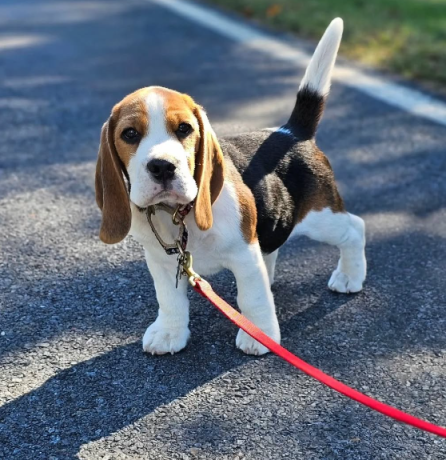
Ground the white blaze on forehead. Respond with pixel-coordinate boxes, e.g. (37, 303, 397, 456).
(145, 91, 169, 143)
(134, 90, 173, 157)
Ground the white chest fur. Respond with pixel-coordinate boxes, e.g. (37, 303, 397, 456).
(129, 181, 244, 276)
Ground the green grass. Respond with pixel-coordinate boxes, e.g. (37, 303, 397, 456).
(205, 0, 446, 91)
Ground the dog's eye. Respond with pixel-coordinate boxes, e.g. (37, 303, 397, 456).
(176, 123, 192, 137)
(121, 128, 141, 144)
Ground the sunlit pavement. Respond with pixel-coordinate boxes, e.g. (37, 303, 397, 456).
(1, 1, 446, 458)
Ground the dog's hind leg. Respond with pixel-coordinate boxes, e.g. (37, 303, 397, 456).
(291, 208, 366, 293)
(263, 250, 279, 286)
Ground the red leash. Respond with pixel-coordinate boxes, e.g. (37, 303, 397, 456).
(145, 205, 445, 438)
(193, 278, 446, 438)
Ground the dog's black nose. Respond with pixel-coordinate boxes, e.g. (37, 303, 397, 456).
(147, 159, 176, 181)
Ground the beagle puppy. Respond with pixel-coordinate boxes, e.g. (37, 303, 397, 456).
(95, 19, 366, 356)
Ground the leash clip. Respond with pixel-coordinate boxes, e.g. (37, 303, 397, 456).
(181, 251, 201, 287)
(146, 201, 201, 287)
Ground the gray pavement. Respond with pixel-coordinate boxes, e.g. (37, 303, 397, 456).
(1, 0, 446, 459)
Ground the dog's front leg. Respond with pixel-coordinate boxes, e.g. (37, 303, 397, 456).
(229, 243, 281, 355)
(142, 251, 190, 355)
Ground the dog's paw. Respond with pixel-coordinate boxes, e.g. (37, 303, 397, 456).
(236, 323, 281, 356)
(142, 319, 190, 355)
(328, 268, 363, 293)
(236, 330, 269, 355)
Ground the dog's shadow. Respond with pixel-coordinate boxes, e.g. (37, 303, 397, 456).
(3, 235, 445, 460)
(0, 251, 347, 460)
(0, 339, 251, 460)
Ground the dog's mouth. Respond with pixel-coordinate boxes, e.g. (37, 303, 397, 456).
(133, 189, 191, 212)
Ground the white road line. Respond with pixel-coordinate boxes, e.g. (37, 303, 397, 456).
(151, 0, 446, 128)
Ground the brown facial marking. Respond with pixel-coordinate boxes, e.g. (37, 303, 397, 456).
(226, 160, 258, 244)
(112, 88, 150, 168)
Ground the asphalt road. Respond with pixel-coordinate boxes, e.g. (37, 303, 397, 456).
(1, 0, 446, 459)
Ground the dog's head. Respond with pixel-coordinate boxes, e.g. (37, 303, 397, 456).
(95, 86, 225, 244)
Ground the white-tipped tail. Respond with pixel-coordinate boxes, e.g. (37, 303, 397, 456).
(298, 18, 343, 97)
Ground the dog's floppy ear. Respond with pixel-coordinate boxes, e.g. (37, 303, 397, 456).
(193, 106, 225, 231)
(95, 117, 131, 244)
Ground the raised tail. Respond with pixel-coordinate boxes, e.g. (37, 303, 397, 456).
(287, 18, 343, 139)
